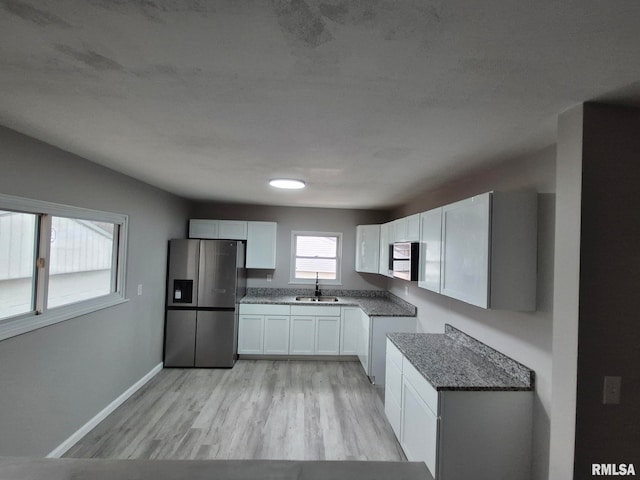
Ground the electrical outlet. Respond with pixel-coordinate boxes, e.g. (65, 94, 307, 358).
(404, 285, 409, 296)
(266, 273, 272, 282)
(603, 376, 621, 405)
(137, 284, 143, 296)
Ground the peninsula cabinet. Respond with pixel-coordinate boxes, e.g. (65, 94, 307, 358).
(385, 339, 533, 480)
(355, 224, 380, 273)
(357, 312, 416, 385)
(440, 191, 537, 310)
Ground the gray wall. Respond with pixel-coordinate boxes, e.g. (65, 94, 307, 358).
(573, 104, 640, 476)
(191, 203, 388, 291)
(0, 126, 190, 455)
(388, 147, 556, 480)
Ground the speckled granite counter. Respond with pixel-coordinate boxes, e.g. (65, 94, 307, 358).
(240, 288, 416, 317)
(387, 325, 534, 391)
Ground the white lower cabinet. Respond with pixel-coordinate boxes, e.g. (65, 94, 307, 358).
(238, 315, 264, 354)
(401, 374, 438, 474)
(358, 312, 416, 385)
(290, 316, 340, 355)
(289, 316, 316, 354)
(240, 304, 344, 356)
(238, 304, 291, 354)
(385, 339, 533, 480)
(315, 316, 340, 355)
(340, 307, 360, 355)
(263, 315, 290, 355)
(290, 305, 342, 355)
(384, 343, 403, 438)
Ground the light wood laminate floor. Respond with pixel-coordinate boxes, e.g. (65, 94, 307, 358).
(65, 360, 406, 461)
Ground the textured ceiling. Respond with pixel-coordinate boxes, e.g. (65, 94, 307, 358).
(1, 0, 640, 209)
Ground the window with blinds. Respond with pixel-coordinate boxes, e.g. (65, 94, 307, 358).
(291, 231, 342, 284)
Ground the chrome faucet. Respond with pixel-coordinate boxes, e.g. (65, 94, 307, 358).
(315, 272, 322, 297)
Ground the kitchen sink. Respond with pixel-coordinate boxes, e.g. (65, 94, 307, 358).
(295, 296, 339, 302)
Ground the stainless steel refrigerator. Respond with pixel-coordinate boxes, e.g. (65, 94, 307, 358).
(164, 239, 246, 368)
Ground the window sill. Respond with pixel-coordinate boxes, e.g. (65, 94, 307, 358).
(0, 294, 129, 342)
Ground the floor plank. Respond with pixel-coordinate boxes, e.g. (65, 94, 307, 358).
(64, 360, 406, 461)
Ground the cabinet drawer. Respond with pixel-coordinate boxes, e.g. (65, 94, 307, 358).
(239, 304, 290, 315)
(403, 357, 439, 415)
(386, 339, 403, 370)
(290, 305, 341, 316)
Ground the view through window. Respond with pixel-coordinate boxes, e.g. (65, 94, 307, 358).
(292, 232, 342, 282)
(0, 195, 127, 340)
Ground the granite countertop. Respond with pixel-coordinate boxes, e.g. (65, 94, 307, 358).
(240, 288, 416, 317)
(387, 325, 534, 391)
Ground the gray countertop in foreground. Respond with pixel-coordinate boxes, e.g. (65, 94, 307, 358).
(240, 288, 416, 317)
(387, 326, 534, 391)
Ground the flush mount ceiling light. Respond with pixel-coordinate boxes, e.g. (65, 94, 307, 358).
(269, 178, 306, 189)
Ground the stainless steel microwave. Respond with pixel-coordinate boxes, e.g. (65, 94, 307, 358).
(389, 242, 419, 281)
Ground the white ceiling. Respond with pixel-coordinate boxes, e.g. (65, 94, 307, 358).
(1, 1, 640, 209)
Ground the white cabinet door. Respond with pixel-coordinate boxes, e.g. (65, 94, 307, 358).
(355, 224, 380, 273)
(315, 316, 340, 355)
(218, 220, 247, 240)
(378, 223, 391, 277)
(401, 376, 438, 477)
(189, 219, 219, 239)
(441, 193, 491, 308)
(290, 316, 315, 354)
(406, 214, 420, 242)
(263, 315, 290, 355)
(238, 315, 264, 354)
(392, 218, 405, 242)
(340, 307, 360, 355)
(418, 208, 442, 293)
(246, 221, 277, 269)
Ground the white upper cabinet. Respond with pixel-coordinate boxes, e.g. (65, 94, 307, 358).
(355, 224, 380, 273)
(190, 219, 277, 269)
(393, 214, 420, 242)
(406, 214, 420, 242)
(378, 223, 392, 277)
(189, 219, 219, 239)
(418, 208, 442, 293)
(218, 220, 247, 240)
(189, 219, 247, 240)
(441, 191, 537, 310)
(246, 221, 277, 269)
(441, 193, 492, 308)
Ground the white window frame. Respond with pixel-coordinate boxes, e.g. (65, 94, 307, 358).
(0, 194, 128, 341)
(290, 231, 342, 286)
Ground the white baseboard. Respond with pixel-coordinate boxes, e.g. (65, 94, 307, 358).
(47, 362, 163, 458)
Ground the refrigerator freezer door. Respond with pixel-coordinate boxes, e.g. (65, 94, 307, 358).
(198, 240, 238, 308)
(164, 310, 196, 367)
(195, 310, 238, 367)
(167, 239, 200, 308)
